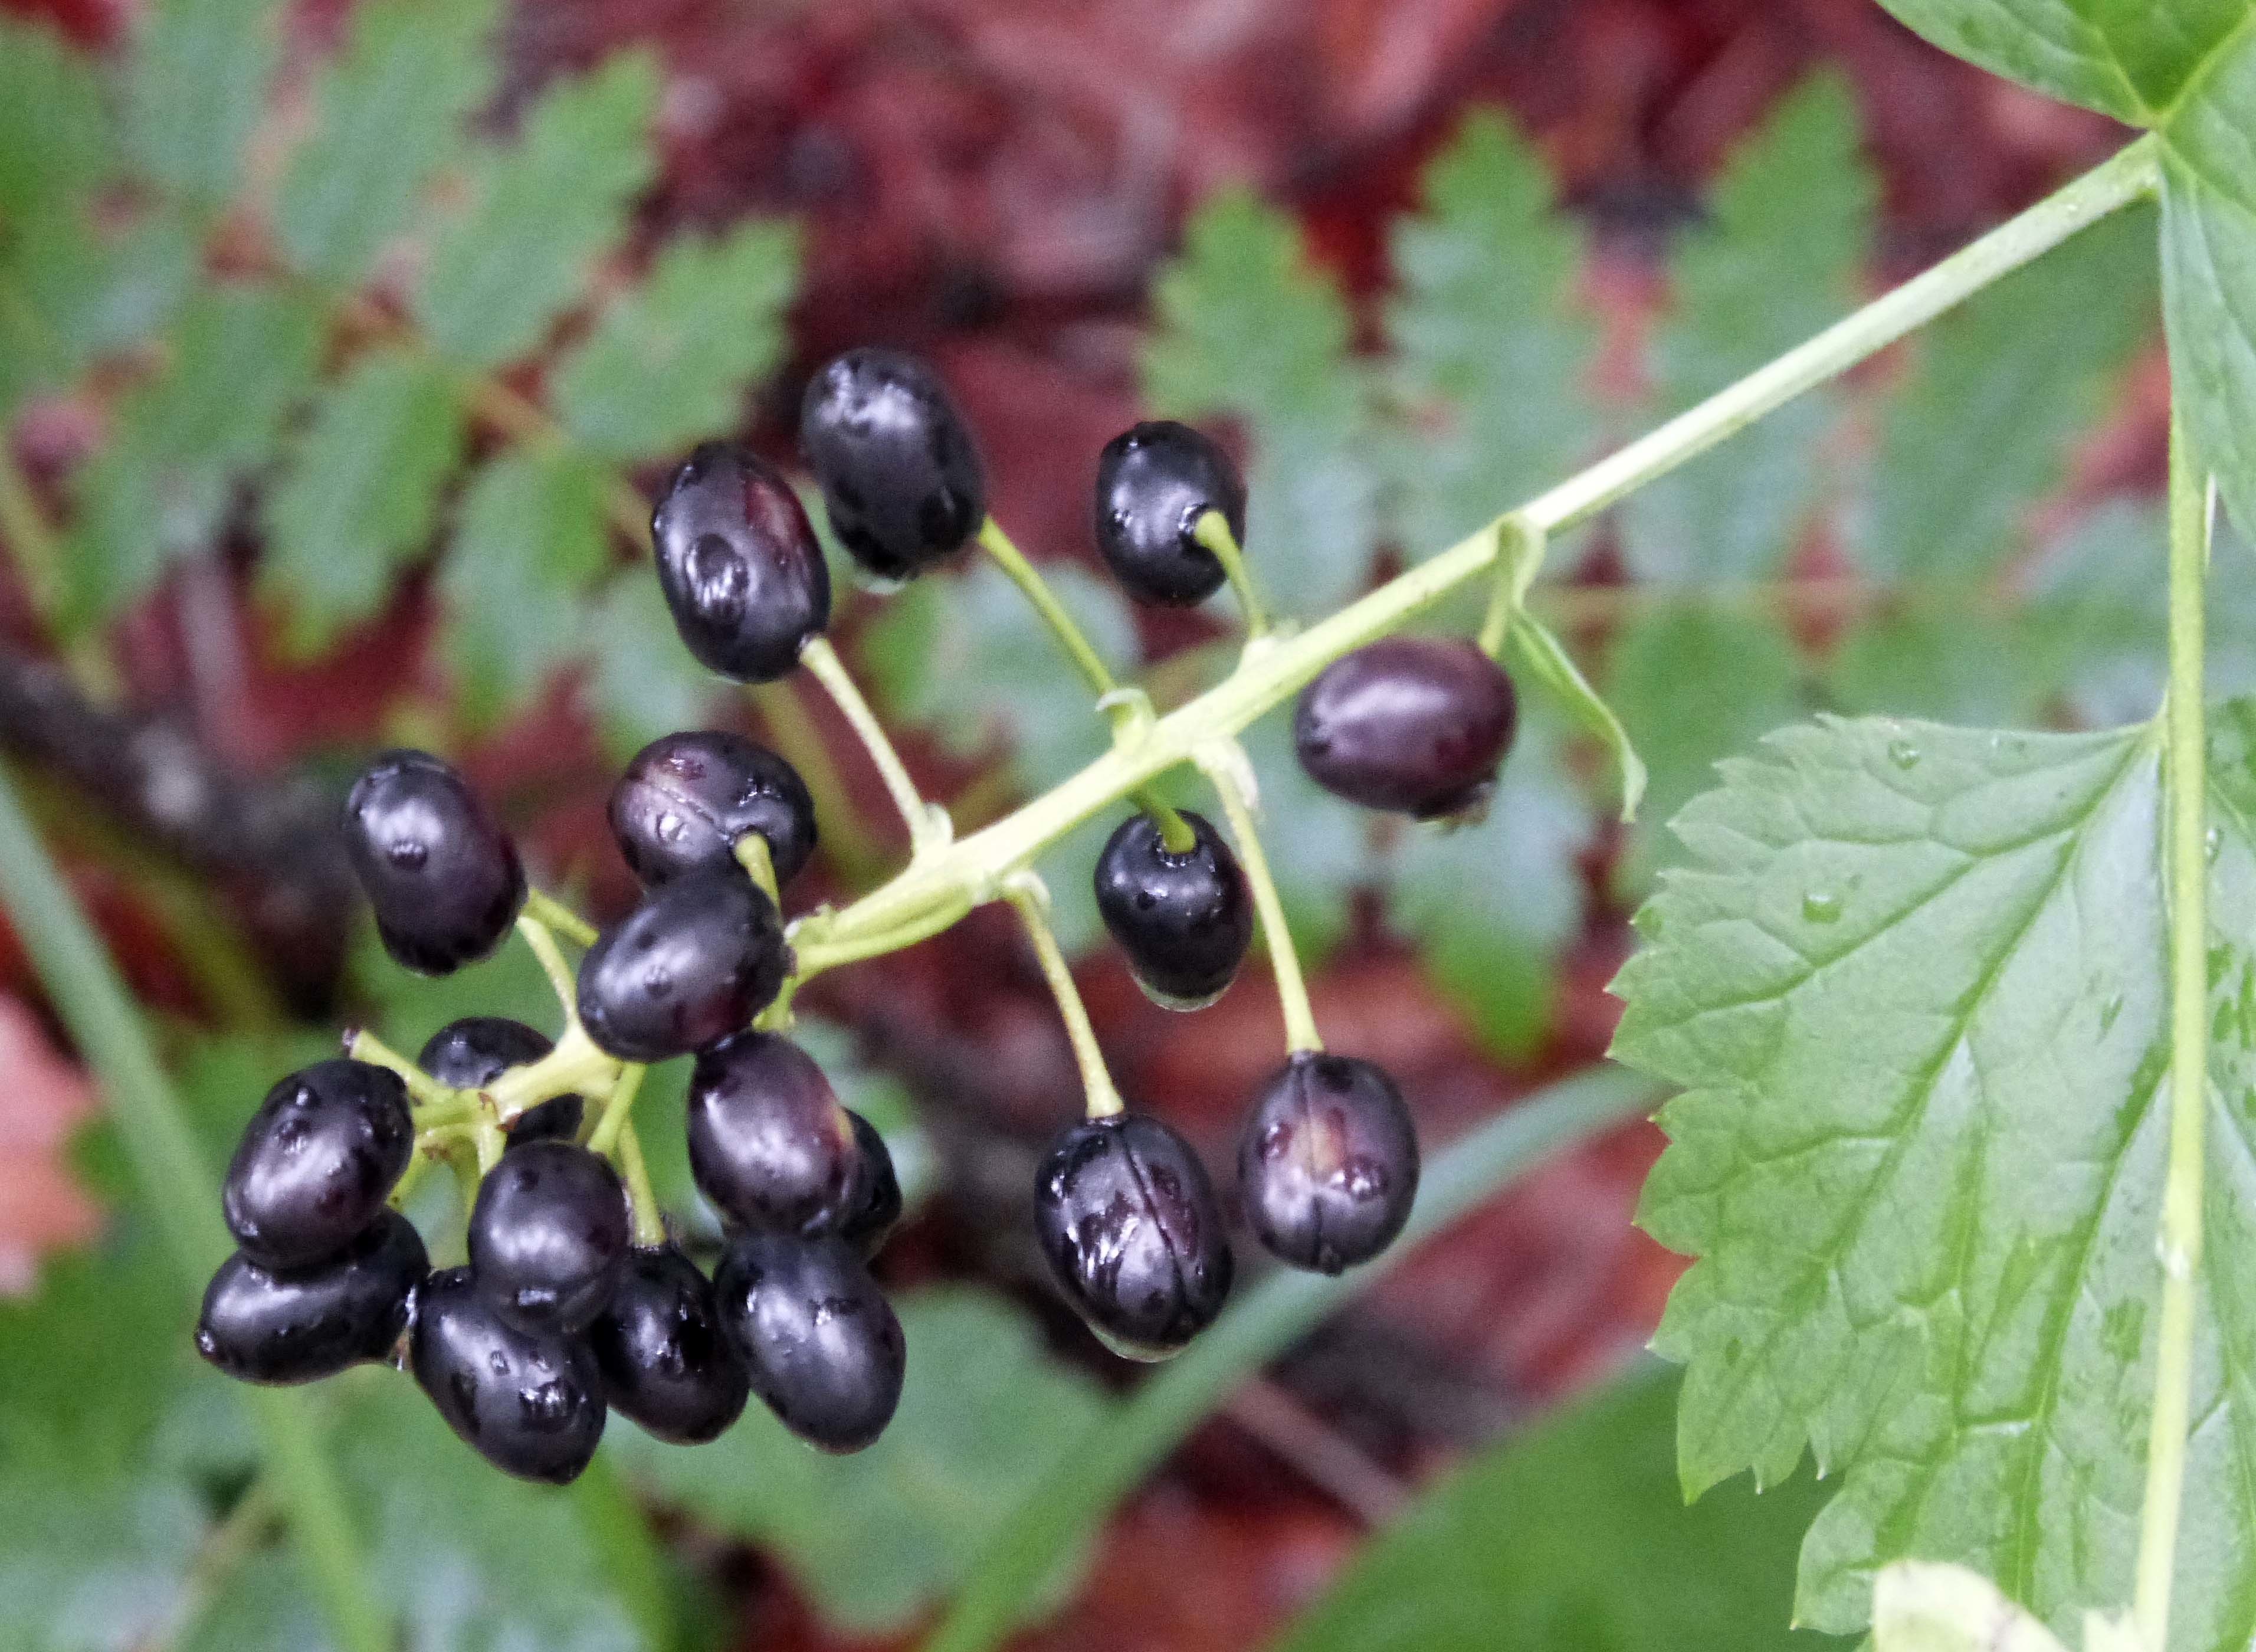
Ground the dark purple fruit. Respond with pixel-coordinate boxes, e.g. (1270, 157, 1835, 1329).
(1238, 1053, 1419, 1274)
(799, 348, 986, 581)
(342, 749, 526, 974)
(588, 1245, 751, 1443)
(222, 1060, 413, 1269)
(1093, 809, 1252, 1009)
(838, 1112, 902, 1260)
(1093, 421, 1246, 606)
(609, 730, 817, 890)
(410, 1266, 606, 1484)
(650, 442, 831, 683)
(1032, 1113, 1232, 1361)
(466, 1141, 631, 1335)
(576, 866, 791, 1063)
(687, 1032, 873, 1238)
(416, 1018, 582, 1146)
(195, 1210, 428, 1385)
(506, 1093, 585, 1148)
(714, 1232, 904, 1453)
(1293, 638, 1517, 819)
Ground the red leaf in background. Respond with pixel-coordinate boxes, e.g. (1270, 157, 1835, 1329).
(0, 995, 100, 1293)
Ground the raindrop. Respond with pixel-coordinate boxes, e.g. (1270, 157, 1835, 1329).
(1802, 891, 1843, 925)
(1887, 739, 1920, 770)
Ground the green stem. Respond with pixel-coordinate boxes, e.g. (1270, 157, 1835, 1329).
(616, 1119, 665, 1246)
(734, 832, 780, 906)
(1196, 743, 1321, 1054)
(2133, 412, 2214, 1651)
(1477, 516, 1546, 658)
(1191, 510, 1269, 638)
(0, 765, 389, 1652)
(525, 888, 597, 948)
(1003, 874, 1123, 1118)
(821, 135, 2162, 952)
(758, 675, 887, 886)
(487, 1021, 622, 1120)
(346, 1027, 474, 1115)
(799, 635, 949, 858)
(923, 1064, 1660, 1652)
(586, 1061, 646, 1158)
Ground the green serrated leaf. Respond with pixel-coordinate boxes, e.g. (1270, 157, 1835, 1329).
(1610, 606, 1803, 891)
(1276, 1366, 1827, 1652)
(1623, 76, 1872, 585)
(0, 202, 196, 416)
(1873, 0, 2246, 125)
(612, 1287, 1106, 1634)
(262, 348, 464, 651)
(1145, 191, 1382, 616)
(582, 575, 720, 762)
(0, 15, 112, 222)
(1383, 109, 1598, 556)
(555, 221, 801, 461)
(122, 0, 281, 209)
(1611, 703, 2256, 1648)
(274, 0, 502, 283)
(441, 449, 610, 724)
(415, 53, 661, 368)
(1858, 201, 2157, 584)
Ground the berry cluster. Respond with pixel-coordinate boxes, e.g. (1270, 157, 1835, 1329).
(196, 345, 1522, 1480)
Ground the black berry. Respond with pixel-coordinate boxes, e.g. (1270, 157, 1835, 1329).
(687, 1032, 862, 1234)
(588, 1245, 751, 1444)
(576, 866, 791, 1063)
(195, 1210, 428, 1385)
(714, 1231, 904, 1453)
(342, 750, 526, 974)
(222, 1059, 413, 1269)
(1093, 421, 1246, 606)
(1293, 638, 1517, 820)
(609, 730, 817, 891)
(410, 1266, 606, 1484)
(465, 1141, 631, 1335)
(1032, 1113, 1232, 1361)
(800, 348, 986, 581)
(1238, 1053, 1419, 1274)
(651, 443, 831, 683)
(838, 1111, 903, 1260)
(1093, 809, 1252, 1010)
(416, 1017, 582, 1146)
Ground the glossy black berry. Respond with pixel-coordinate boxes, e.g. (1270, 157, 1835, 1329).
(609, 730, 817, 890)
(415, 1017, 582, 1146)
(410, 1266, 606, 1484)
(1238, 1053, 1419, 1274)
(342, 750, 526, 974)
(651, 443, 831, 683)
(800, 348, 986, 581)
(466, 1141, 631, 1335)
(195, 1210, 428, 1385)
(1032, 1113, 1232, 1361)
(1293, 637, 1517, 820)
(576, 866, 791, 1063)
(222, 1060, 413, 1269)
(838, 1112, 902, 1260)
(588, 1245, 751, 1444)
(687, 1032, 872, 1238)
(1093, 809, 1252, 1010)
(506, 1093, 585, 1148)
(714, 1232, 904, 1453)
(1093, 421, 1246, 606)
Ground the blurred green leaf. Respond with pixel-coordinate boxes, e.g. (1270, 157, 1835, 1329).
(262, 348, 465, 651)
(555, 222, 802, 461)
(122, 0, 281, 210)
(1856, 202, 2156, 584)
(0, 14, 113, 222)
(1384, 109, 1598, 555)
(1276, 1365, 1831, 1652)
(1145, 191, 1382, 615)
(274, 0, 502, 284)
(1391, 704, 1592, 1055)
(1623, 76, 1873, 585)
(614, 1287, 1107, 1635)
(1825, 609, 2045, 724)
(415, 53, 661, 368)
(582, 576, 720, 762)
(0, 202, 196, 417)
(442, 449, 612, 724)
(1872, 0, 2242, 125)
(1236, 710, 1366, 962)
(67, 280, 326, 625)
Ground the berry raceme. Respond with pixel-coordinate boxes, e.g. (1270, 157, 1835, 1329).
(466, 1140, 632, 1335)
(411, 1266, 608, 1485)
(651, 442, 832, 683)
(222, 1059, 413, 1269)
(1294, 637, 1519, 820)
(610, 730, 817, 891)
(1238, 1053, 1419, 1275)
(576, 864, 791, 1063)
(589, 1244, 752, 1444)
(1094, 421, 1247, 607)
(196, 1210, 428, 1385)
(1033, 1113, 1232, 1361)
(714, 1231, 906, 1453)
(343, 750, 526, 974)
(1093, 808, 1252, 1010)
(801, 348, 988, 581)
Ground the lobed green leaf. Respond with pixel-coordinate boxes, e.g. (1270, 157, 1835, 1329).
(0, 203, 196, 419)
(122, 0, 281, 210)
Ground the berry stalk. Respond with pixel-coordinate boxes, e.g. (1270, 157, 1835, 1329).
(1195, 743, 1322, 1055)
(1003, 874, 1124, 1118)
(515, 912, 579, 1008)
(797, 635, 950, 858)
(1190, 510, 1268, 638)
(524, 889, 597, 947)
